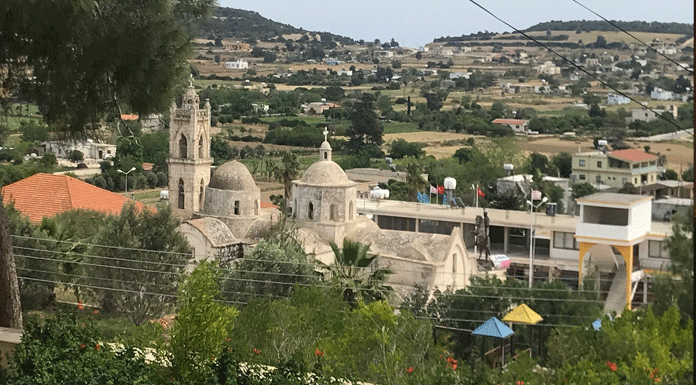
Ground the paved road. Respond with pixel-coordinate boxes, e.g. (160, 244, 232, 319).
(632, 129, 693, 142)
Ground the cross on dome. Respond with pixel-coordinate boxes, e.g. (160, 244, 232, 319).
(189, 74, 193, 87)
(323, 127, 329, 142)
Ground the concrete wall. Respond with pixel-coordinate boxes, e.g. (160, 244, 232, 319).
(177, 223, 214, 264)
(0, 327, 22, 369)
(628, 200, 653, 240)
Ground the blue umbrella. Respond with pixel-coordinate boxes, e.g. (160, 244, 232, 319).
(472, 317, 515, 339)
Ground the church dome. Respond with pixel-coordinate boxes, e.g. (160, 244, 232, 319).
(299, 160, 352, 185)
(209, 160, 258, 191)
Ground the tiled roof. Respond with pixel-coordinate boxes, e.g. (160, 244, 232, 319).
(1, 173, 147, 224)
(120, 114, 139, 121)
(609, 149, 657, 162)
(142, 162, 153, 171)
(260, 201, 277, 209)
(492, 119, 528, 125)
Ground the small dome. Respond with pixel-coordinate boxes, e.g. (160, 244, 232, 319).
(299, 160, 352, 185)
(320, 141, 332, 150)
(209, 160, 257, 191)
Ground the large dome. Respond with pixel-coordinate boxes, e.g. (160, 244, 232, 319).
(299, 160, 353, 186)
(209, 160, 258, 191)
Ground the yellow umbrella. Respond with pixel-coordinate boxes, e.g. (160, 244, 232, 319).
(503, 304, 543, 325)
(502, 304, 543, 360)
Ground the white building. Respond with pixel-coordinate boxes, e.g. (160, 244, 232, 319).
(606, 93, 630, 105)
(449, 72, 471, 80)
(650, 88, 674, 100)
(41, 139, 116, 161)
(534, 61, 561, 75)
(225, 60, 249, 69)
(491, 118, 529, 134)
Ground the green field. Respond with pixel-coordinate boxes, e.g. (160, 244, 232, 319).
(383, 122, 420, 134)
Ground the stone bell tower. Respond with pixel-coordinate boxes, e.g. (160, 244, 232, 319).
(167, 76, 213, 213)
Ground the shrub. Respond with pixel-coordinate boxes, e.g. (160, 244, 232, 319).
(145, 171, 158, 188)
(156, 171, 168, 187)
(93, 176, 107, 189)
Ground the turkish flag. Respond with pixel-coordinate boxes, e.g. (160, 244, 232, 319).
(437, 185, 445, 195)
(477, 188, 485, 197)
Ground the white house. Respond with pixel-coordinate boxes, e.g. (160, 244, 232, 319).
(42, 139, 116, 161)
(491, 118, 529, 134)
(606, 93, 630, 105)
(449, 72, 471, 80)
(650, 88, 674, 100)
(534, 61, 561, 75)
(225, 60, 249, 70)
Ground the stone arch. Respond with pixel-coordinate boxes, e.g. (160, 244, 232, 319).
(198, 135, 204, 158)
(179, 134, 188, 159)
(323, 152, 328, 160)
(348, 201, 354, 220)
(178, 179, 185, 209)
(308, 202, 314, 220)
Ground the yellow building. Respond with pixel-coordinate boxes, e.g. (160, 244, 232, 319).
(571, 149, 660, 188)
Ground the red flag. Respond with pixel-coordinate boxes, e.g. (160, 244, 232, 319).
(437, 185, 445, 194)
(477, 188, 485, 197)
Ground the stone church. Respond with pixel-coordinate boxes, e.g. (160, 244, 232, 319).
(169, 86, 487, 298)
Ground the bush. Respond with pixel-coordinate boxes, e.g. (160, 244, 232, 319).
(93, 175, 107, 189)
(5, 313, 152, 385)
(156, 171, 168, 187)
(388, 139, 425, 159)
(144, 171, 158, 188)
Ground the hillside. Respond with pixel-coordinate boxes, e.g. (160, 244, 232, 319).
(196, 6, 355, 45)
(524, 20, 693, 35)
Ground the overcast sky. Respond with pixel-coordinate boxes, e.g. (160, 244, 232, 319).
(217, 0, 694, 48)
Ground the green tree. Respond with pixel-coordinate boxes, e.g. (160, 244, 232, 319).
(424, 92, 443, 111)
(273, 151, 300, 202)
(652, 206, 693, 322)
(322, 239, 393, 306)
(68, 150, 84, 164)
(526, 152, 550, 174)
(388, 139, 425, 159)
(347, 93, 383, 153)
(169, 261, 238, 384)
(89, 203, 191, 325)
(404, 162, 428, 202)
(572, 182, 598, 199)
(222, 228, 317, 305)
(551, 152, 572, 178)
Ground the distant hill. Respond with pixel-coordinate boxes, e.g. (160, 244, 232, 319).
(196, 7, 355, 45)
(524, 20, 693, 35)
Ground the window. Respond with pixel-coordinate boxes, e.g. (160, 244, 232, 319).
(178, 179, 185, 209)
(329, 204, 336, 221)
(199, 180, 204, 209)
(234, 201, 240, 215)
(254, 200, 259, 215)
(179, 134, 188, 158)
(452, 256, 457, 274)
(349, 201, 354, 220)
(308, 202, 314, 220)
(596, 161, 602, 168)
(553, 232, 578, 250)
(198, 135, 204, 158)
(649, 240, 667, 258)
(579, 174, 586, 180)
(324, 152, 327, 160)
(579, 159, 586, 167)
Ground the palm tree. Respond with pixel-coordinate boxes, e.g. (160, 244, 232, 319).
(273, 151, 300, 202)
(321, 239, 393, 307)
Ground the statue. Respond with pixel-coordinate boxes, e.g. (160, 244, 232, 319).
(473, 214, 492, 269)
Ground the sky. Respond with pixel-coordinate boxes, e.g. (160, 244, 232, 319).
(217, 0, 694, 48)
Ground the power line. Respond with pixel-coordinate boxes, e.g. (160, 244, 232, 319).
(570, 0, 693, 75)
(11, 235, 191, 257)
(467, 0, 693, 136)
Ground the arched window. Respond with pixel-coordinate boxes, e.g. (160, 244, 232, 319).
(179, 134, 188, 159)
(293, 200, 298, 218)
(324, 152, 328, 160)
(198, 135, 204, 158)
(254, 200, 259, 215)
(178, 179, 185, 209)
(199, 179, 205, 210)
(308, 202, 314, 220)
(234, 201, 240, 215)
(329, 204, 336, 221)
(349, 201, 354, 220)
(452, 255, 457, 274)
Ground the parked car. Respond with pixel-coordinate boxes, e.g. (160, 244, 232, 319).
(490, 254, 511, 270)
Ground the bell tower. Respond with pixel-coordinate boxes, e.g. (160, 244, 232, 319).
(167, 76, 213, 213)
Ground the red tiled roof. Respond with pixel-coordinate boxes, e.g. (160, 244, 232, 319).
(142, 162, 154, 171)
(1, 173, 148, 224)
(609, 149, 658, 162)
(492, 119, 529, 125)
(120, 114, 139, 121)
(260, 201, 277, 209)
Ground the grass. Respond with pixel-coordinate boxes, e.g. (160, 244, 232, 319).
(133, 190, 161, 200)
(383, 122, 421, 134)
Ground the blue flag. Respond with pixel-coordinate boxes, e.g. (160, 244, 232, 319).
(417, 191, 430, 203)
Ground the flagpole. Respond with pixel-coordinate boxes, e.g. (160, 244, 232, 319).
(475, 184, 479, 208)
